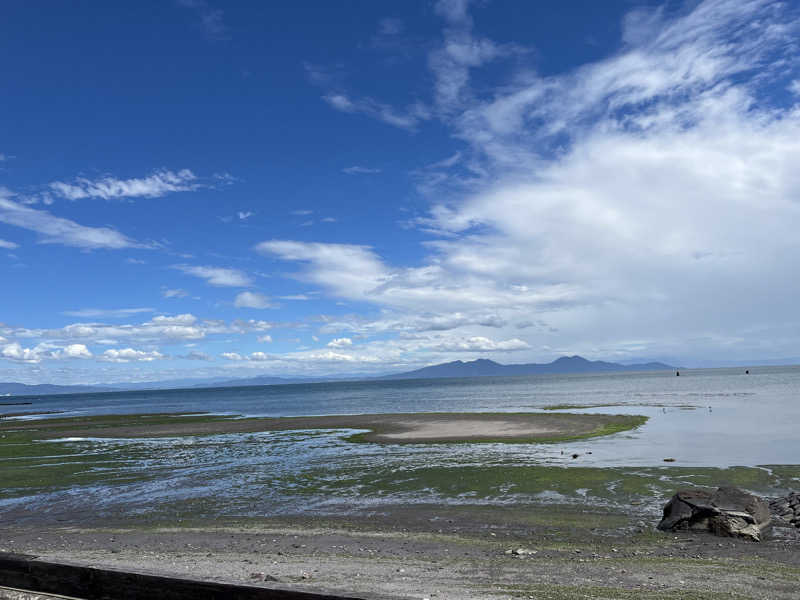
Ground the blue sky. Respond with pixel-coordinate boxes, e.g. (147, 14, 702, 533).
(2, 0, 800, 384)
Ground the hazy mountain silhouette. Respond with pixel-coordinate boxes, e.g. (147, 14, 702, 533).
(378, 356, 673, 380)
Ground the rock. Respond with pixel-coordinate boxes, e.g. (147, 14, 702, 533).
(657, 486, 770, 542)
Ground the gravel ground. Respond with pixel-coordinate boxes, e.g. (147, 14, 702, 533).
(3, 503, 800, 599)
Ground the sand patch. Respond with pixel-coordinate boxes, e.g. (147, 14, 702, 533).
(380, 418, 557, 440)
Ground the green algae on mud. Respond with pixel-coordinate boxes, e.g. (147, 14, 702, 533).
(278, 463, 800, 506)
(0, 411, 649, 444)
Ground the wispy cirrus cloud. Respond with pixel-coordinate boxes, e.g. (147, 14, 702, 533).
(173, 264, 253, 287)
(62, 308, 155, 319)
(342, 166, 382, 175)
(323, 93, 430, 131)
(162, 288, 189, 299)
(0, 189, 148, 250)
(176, 0, 228, 40)
(0, 238, 19, 249)
(49, 169, 198, 201)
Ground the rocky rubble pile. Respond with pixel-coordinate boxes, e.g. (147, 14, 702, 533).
(768, 492, 800, 527)
(657, 486, 771, 542)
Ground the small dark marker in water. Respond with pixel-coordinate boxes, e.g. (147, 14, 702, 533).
(745, 370, 749, 374)
(676, 371, 680, 376)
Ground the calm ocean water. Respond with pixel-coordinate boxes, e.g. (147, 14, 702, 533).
(4, 366, 800, 519)
(12, 365, 800, 466)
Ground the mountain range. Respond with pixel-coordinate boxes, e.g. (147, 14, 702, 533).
(378, 356, 673, 379)
(0, 355, 675, 397)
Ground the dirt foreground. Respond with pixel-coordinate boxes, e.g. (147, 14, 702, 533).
(3, 503, 800, 600)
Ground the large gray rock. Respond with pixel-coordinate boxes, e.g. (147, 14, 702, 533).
(657, 486, 770, 541)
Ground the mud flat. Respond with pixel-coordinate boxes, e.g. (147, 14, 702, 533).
(0, 411, 646, 444)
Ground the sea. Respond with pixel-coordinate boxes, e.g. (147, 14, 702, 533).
(3, 366, 800, 520)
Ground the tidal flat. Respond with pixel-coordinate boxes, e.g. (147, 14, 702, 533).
(3, 409, 800, 598)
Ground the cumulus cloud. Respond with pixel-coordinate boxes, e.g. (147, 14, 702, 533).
(0, 190, 146, 249)
(267, 0, 800, 364)
(49, 169, 198, 200)
(327, 337, 353, 348)
(173, 264, 252, 287)
(62, 344, 93, 358)
(101, 348, 165, 363)
(234, 291, 274, 309)
(1, 342, 92, 363)
(257, 334, 273, 343)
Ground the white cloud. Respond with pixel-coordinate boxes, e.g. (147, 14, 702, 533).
(237, 211, 253, 220)
(255, 240, 388, 300)
(62, 344, 93, 359)
(0, 238, 19, 249)
(429, 336, 529, 352)
(180, 350, 212, 361)
(151, 314, 198, 325)
(327, 337, 353, 348)
(2, 343, 46, 363)
(323, 93, 430, 130)
(1, 342, 93, 363)
(257, 334, 273, 343)
(234, 291, 274, 309)
(258, 0, 800, 365)
(49, 169, 198, 200)
(101, 348, 165, 363)
(62, 308, 155, 319)
(162, 288, 189, 298)
(279, 294, 311, 301)
(221, 352, 244, 361)
(0, 190, 146, 249)
(173, 264, 252, 287)
(342, 166, 382, 175)
(0, 315, 278, 354)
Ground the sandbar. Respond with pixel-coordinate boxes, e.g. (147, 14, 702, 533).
(1, 411, 647, 444)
